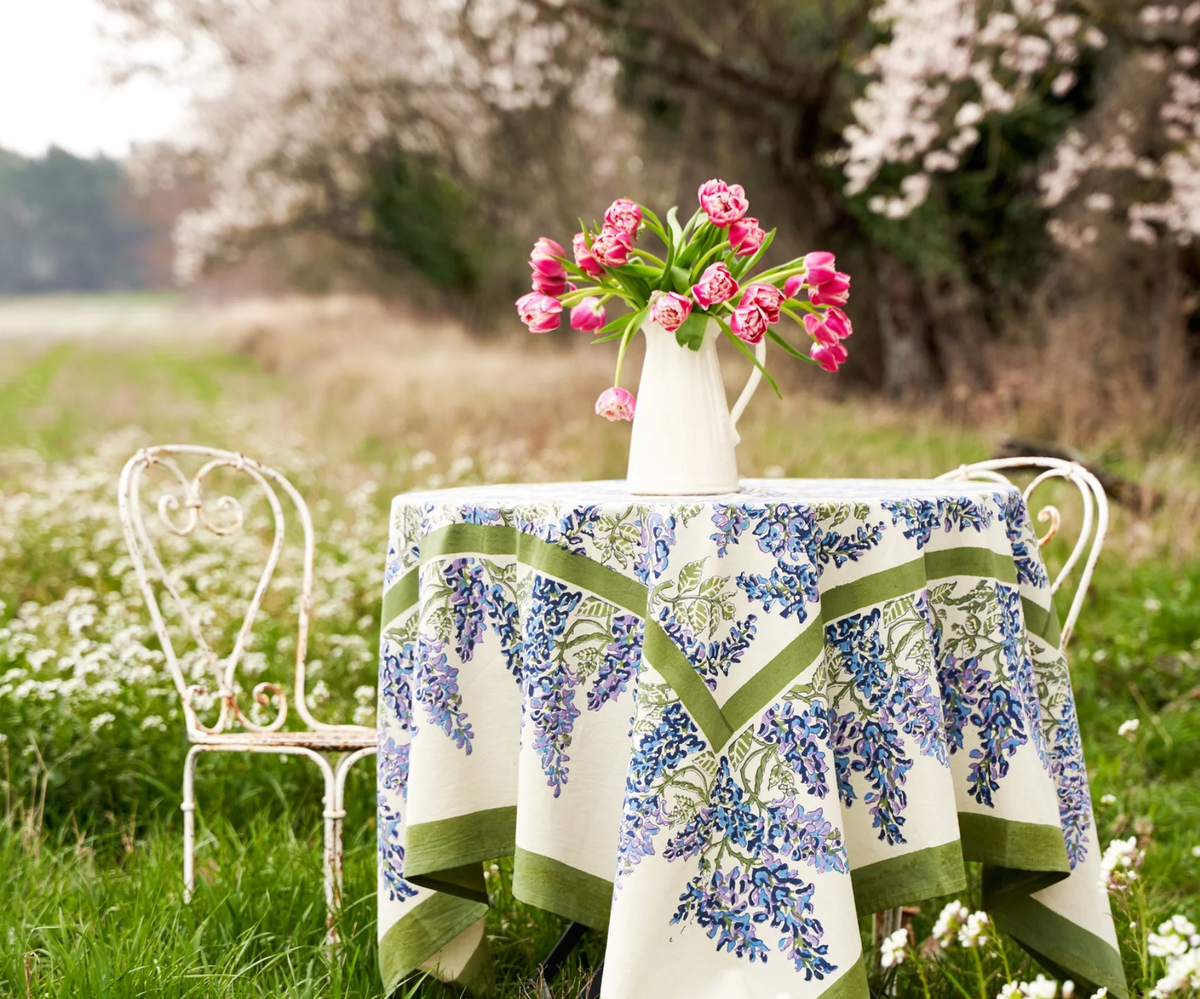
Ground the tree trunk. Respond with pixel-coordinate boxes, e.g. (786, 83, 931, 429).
(872, 249, 941, 399)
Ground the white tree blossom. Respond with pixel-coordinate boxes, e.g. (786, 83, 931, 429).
(846, 0, 1200, 251)
(101, 0, 626, 281)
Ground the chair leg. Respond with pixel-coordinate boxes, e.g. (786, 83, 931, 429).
(324, 747, 375, 954)
(182, 745, 204, 903)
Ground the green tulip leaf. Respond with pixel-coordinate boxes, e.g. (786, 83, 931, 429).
(675, 311, 708, 351)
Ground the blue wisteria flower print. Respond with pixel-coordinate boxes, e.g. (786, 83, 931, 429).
(378, 793, 419, 904)
(589, 613, 643, 710)
(521, 575, 585, 795)
(377, 480, 1117, 999)
(881, 495, 993, 548)
(623, 694, 848, 978)
(996, 493, 1050, 588)
(716, 502, 886, 621)
(414, 635, 474, 752)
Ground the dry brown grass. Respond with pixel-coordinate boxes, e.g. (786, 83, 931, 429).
(2, 292, 1197, 562)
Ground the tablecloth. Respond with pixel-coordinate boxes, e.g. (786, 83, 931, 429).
(376, 480, 1126, 999)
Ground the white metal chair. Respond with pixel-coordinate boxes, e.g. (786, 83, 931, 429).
(936, 456, 1109, 648)
(873, 456, 1110, 966)
(118, 445, 376, 942)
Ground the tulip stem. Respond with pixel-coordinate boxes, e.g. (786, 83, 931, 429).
(753, 262, 806, 283)
(559, 286, 605, 306)
(631, 249, 666, 267)
(614, 327, 635, 387)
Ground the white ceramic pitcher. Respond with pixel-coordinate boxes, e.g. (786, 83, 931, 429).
(626, 319, 767, 495)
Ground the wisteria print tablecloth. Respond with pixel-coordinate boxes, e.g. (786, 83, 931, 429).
(375, 480, 1126, 999)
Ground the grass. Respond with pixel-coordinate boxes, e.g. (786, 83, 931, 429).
(1, 295, 1199, 998)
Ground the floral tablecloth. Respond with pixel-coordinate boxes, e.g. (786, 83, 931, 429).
(376, 480, 1126, 999)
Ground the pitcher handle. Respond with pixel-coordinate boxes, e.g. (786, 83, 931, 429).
(728, 337, 767, 445)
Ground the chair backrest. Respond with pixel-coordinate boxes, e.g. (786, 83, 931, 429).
(118, 445, 336, 737)
(937, 456, 1109, 648)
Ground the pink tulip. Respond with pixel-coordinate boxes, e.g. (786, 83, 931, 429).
(590, 227, 633, 268)
(810, 341, 848, 372)
(728, 217, 765, 257)
(730, 304, 769, 345)
(570, 297, 607, 332)
(738, 283, 783, 324)
(649, 290, 693, 333)
(784, 275, 804, 300)
(803, 312, 840, 347)
(691, 262, 739, 308)
(595, 386, 636, 422)
(530, 237, 567, 278)
(573, 232, 604, 278)
(515, 292, 563, 333)
(604, 198, 643, 236)
(803, 251, 837, 286)
(824, 306, 853, 339)
(809, 272, 850, 307)
(531, 269, 568, 297)
(697, 179, 749, 228)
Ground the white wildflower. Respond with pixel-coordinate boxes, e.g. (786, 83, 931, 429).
(1062, 980, 1075, 998)
(353, 703, 376, 727)
(89, 712, 116, 733)
(354, 684, 375, 705)
(958, 910, 990, 948)
(308, 679, 331, 707)
(141, 715, 167, 732)
(1100, 793, 1116, 805)
(1024, 974, 1059, 999)
(1191, 845, 1200, 858)
(1118, 718, 1140, 739)
(999, 984, 1023, 999)
(1144, 597, 1163, 612)
(1099, 836, 1143, 892)
(880, 928, 908, 968)
(1089, 990, 1107, 999)
(933, 899, 970, 946)
(1151, 948, 1200, 996)
(1150, 915, 1199, 957)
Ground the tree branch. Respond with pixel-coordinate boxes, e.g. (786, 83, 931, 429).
(532, 0, 798, 103)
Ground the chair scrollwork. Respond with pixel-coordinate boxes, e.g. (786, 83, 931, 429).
(937, 456, 1110, 648)
(117, 445, 342, 737)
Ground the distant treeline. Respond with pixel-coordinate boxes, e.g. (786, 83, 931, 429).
(0, 147, 155, 294)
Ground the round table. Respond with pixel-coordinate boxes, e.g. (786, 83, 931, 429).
(375, 480, 1126, 999)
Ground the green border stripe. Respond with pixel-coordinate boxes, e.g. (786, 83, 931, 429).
(958, 811, 1069, 873)
(409, 523, 647, 615)
(990, 896, 1129, 999)
(1022, 596, 1062, 648)
(422, 523, 518, 561)
(405, 862, 489, 905)
(406, 805, 517, 884)
(512, 847, 613, 930)
(925, 546, 1018, 584)
(379, 892, 490, 997)
(382, 566, 419, 624)
(517, 533, 647, 615)
(821, 558, 929, 621)
(722, 622, 825, 734)
(645, 619, 731, 748)
(851, 840, 967, 916)
(817, 956, 868, 999)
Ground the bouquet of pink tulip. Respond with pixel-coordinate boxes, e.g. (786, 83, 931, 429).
(515, 179, 853, 422)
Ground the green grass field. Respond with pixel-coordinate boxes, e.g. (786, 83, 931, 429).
(2, 297, 1199, 998)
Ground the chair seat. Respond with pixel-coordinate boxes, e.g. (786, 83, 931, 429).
(192, 726, 376, 752)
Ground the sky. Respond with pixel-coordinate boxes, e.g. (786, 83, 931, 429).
(0, 0, 190, 159)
